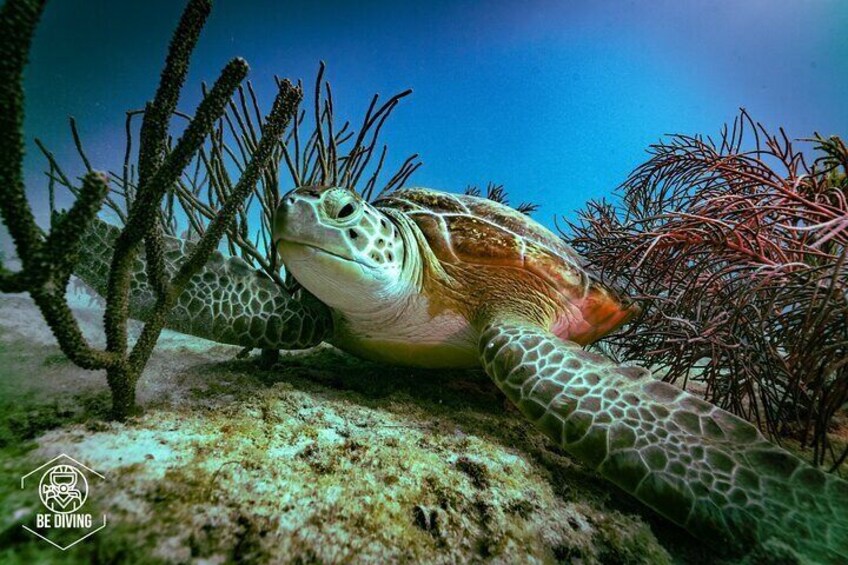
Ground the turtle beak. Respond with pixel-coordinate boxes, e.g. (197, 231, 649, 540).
(274, 190, 323, 248)
(274, 187, 367, 269)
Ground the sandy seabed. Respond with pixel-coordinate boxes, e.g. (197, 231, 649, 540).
(0, 289, 730, 564)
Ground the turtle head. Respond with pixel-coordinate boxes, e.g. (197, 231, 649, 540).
(274, 186, 406, 312)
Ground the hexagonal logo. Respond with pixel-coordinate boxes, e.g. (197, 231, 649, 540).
(20, 453, 107, 550)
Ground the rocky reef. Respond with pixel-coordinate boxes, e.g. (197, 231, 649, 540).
(0, 291, 707, 564)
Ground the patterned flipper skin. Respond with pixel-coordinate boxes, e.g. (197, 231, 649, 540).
(75, 219, 332, 350)
(480, 320, 848, 563)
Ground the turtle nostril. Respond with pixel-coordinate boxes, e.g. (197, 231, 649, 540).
(337, 203, 355, 219)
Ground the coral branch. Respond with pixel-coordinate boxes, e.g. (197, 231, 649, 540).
(127, 81, 302, 370)
(0, 0, 46, 267)
(47, 172, 111, 281)
(0, 0, 303, 420)
(103, 57, 249, 358)
(567, 110, 848, 468)
(138, 0, 211, 298)
(176, 80, 301, 289)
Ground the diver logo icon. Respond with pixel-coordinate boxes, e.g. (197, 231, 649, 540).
(20, 453, 107, 550)
(38, 464, 89, 514)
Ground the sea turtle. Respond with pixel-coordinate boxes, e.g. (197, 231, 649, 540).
(77, 185, 848, 562)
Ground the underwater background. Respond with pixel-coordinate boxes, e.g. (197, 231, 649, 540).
(2, 0, 848, 563)
(23, 0, 848, 226)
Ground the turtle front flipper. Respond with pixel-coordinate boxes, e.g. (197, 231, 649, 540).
(478, 319, 848, 562)
(75, 218, 332, 350)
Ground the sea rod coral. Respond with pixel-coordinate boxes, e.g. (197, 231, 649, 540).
(0, 0, 312, 419)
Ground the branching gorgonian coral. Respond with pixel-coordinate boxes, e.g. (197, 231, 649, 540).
(0, 0, 302, 419)
(569, 110, 848, 469)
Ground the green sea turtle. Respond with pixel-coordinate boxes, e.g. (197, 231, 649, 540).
(77, 186, 848, 562)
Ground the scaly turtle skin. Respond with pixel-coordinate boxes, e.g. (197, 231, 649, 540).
(77, 186, 848, 562)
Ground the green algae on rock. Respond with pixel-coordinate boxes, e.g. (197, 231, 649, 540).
(0, 294, 676, 564)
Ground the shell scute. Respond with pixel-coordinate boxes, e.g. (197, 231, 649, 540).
(462, 197, 584, 266)
(405, 211, 458, 261)
(380, 191, 468, 214)
(443, 215, 523, 264)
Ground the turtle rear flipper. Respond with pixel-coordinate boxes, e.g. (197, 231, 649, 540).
(478, 319, 848, 562)
(75, 218, 332, 350)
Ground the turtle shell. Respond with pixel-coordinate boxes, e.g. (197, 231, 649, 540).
(375, 188, 637, 342)
(376, 188, 591, 290)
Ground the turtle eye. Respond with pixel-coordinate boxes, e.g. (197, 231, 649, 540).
(338, 203, 355, 219)
(323, 190, 360, 223)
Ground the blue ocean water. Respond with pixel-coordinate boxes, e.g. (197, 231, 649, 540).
(3, 3, 848, 561)
(22, 0, 848, 229)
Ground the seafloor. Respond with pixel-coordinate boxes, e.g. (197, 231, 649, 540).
(0, 288, 787, 564)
